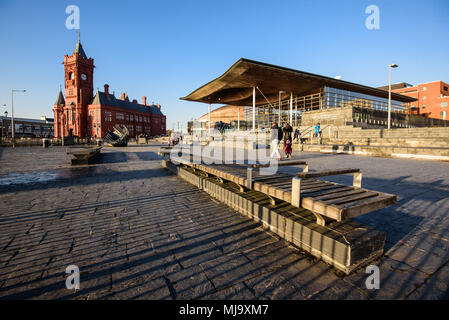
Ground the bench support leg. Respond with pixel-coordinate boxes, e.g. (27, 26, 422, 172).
(247, 168, 253, 190)
(312, 212, 326, 226)
(268, 195, 280, 206)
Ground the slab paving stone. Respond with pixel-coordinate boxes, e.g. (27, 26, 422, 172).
(385, 243, 448, 275)
(343, 257, 429, 300)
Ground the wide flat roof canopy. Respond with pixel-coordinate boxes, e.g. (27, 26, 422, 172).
(180, 58, 416, 106)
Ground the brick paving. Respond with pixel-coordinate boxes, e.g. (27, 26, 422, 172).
(0, 144, 448, 299)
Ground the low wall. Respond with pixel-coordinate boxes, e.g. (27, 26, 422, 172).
(301, 106, 449, 128)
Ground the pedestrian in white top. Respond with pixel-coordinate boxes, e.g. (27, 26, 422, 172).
(270, 121, 281, 161)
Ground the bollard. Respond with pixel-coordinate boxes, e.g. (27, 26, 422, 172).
(42, 138, 50, 148)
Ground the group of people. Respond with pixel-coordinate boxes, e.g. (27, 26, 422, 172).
(269, 122, 322, 160)
(168, 132, 182, 146)
(270, 121, 294, 161)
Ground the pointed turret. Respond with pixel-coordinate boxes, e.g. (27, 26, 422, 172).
(73, 31, 88, 59)
(73, 41, 88, 59)
(54, 86, 65, 106)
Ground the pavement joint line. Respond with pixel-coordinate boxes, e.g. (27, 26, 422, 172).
(404, 257, 449, 300)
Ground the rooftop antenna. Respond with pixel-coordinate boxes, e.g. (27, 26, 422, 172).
(77, 29, 80, 43)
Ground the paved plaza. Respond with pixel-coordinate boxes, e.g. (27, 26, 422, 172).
(0, 144, 448, 299)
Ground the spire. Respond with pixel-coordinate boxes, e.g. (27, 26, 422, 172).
(73, 30, 88, 59)
(54, 85, 65, 106)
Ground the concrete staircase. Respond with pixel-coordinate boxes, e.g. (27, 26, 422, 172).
(297, 125, 449, 161)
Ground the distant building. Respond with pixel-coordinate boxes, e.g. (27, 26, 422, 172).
(0, 116, 54, 138)
(53, 37, 166, 139)
(197, 105, 246, 128)
(182, 58, 416, 130)
(379, 81, 449, 120)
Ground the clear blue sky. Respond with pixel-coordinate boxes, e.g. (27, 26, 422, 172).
(1, 0, 448, 130)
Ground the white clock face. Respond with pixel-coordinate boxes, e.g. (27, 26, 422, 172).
(81, 74, 87, 80)
(70, 73, 75, 80)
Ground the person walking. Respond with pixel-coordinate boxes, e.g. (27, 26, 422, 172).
(270, 121, 281, 161)
(314, 122, 321, 144)
(293, 128, 300, 143)
(283, 123, 293, 159)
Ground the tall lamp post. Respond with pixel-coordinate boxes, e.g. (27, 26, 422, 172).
(1, 105, 6, 143)
(278, 91, 286, 123)
(388, 64, 398, 129)
(11, 89, 26, 147)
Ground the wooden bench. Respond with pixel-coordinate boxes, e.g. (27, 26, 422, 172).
(68, 147, 102, 165)
(160, 148, 396, 226)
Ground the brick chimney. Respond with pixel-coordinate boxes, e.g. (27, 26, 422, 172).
(157, 104, 161, 109)
(132, 99, 138, 104)
(120, 92, 126, 100)
(142, 96, 147, 106)
(104, 84, 110, 98)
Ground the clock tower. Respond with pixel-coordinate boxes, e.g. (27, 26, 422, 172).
(60, 34, 95, 138)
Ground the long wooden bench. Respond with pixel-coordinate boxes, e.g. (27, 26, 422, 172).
(159, 148, 396, 226)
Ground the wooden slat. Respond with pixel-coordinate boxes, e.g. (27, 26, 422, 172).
(297, 168, 360, 178)
(299, 183, 338, 194)
(323, 191, 379, 205)
(339, 193, 397, 219)
(312, 188, 366, 201)
(301, 186, 354, 198)
(252, 174, 291, 182)
(252, 160, 307, 168)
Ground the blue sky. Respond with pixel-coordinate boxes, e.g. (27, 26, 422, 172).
(0, 0, 448, 130)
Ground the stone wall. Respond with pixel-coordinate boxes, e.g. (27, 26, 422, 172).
(301, 106, 449, 128)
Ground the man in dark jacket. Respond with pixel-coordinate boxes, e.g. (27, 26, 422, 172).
(282, 123, 293, 144)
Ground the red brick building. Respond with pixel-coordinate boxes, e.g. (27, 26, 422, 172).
(53, 39, 166, 139)
(381, 81, 449, 120)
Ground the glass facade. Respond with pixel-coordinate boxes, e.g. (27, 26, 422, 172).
(324, 87, 406, 112)
(224, 86, 407, 130)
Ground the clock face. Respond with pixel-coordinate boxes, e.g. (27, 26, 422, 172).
(70, 73, 75, 80)
(81, 74, 87, 80)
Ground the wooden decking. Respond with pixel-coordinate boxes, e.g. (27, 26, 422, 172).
(159, 148, 397, 225)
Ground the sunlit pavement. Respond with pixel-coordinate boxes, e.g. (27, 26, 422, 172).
(0, 144, 448, 299)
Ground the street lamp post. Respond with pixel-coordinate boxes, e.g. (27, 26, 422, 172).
(1, 106, 7, 143)
(388, 64, 398, 129)
(11, 89, 26, 147)
(279, 91, 286, 124)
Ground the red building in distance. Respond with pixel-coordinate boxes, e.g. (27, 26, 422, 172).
(379, 81, 449, 120)
(53, 38, 166, 139)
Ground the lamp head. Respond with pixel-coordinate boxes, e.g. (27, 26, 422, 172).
(389, 64, 398, 68)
